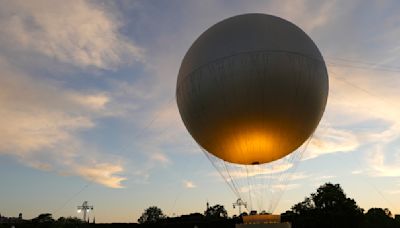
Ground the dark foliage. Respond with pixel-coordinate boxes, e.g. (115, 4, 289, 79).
(32, 213, 55, 223)
(204, 204, 228, 218)
(282, 183, 364, 228)
(137, 206, 166, 224)
(364, 208, 399, 228)
(282, 183, 400, 228)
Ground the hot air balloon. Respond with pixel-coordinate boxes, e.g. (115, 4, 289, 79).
(176, 14, 328, 213)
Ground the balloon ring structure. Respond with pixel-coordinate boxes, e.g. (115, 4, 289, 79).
(176, 14, 328, 165)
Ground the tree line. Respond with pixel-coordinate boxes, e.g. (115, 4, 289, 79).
(0, 213, 85, 228)
(2, 183, 399, 227)
(138, 183, 400, 228)
(281, 183, 400, 228)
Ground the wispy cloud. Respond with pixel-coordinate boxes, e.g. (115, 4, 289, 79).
(304, 126, 360, 160)
(130, 147, 173, 183)
(328, 66, 400, 175)
(368, 146, 400, 177)
(0, 0, 159, 188)
(183, 180, 197, 189)
(0, 51, 126, 188)
(69, 93, 111, 110)
(0, 58, 91, 153)
(263, 0, 339, 32)
(0, 0, 143, 69)
(314, 175, 336, 181)
(287, 172, 310, 181)
(75, 162, 126, 188)
(150, 152, 171, 165)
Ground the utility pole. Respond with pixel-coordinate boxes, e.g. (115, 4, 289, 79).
(233, 198, 247, 215)
(77, 201, 93, 222)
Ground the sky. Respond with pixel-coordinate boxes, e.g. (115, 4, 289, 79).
(0, 0, 400, 223)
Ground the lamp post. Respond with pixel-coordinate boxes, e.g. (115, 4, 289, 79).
(233, 198, 247, 215)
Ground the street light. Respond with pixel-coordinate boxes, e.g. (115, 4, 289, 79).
(77, 201, 93, 222)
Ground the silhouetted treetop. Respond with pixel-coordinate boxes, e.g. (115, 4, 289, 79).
(138, 206, 166, 224)
(204, 204, 227, 219)
(32, 213, 54, 223)
(282, 183, 364, 228)
(364, 208, 398, 228)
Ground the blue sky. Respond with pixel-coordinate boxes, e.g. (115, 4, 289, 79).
(1, 0, 400, 223)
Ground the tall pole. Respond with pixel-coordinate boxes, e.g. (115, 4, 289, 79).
(77, 201, 93, 222)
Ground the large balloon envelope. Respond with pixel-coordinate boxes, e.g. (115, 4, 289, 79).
(177, 14, 328, 165)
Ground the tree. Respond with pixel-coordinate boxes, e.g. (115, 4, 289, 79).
(282, 183, 364, 228)
(204, 204, 227, 219)
(57, 216, 83, 225)
(32, 213, 54, 223)
(138, 206, 166, 224)
(364, 208, 397, 228)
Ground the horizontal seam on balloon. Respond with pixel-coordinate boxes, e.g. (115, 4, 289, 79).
(176, 49, 326, 92)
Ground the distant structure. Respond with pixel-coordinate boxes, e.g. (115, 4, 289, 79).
(238, 214, 291, 228)
(233, 198, 247, 215)
(77, 201, 93, 222)
(0, 213, 25, 224)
